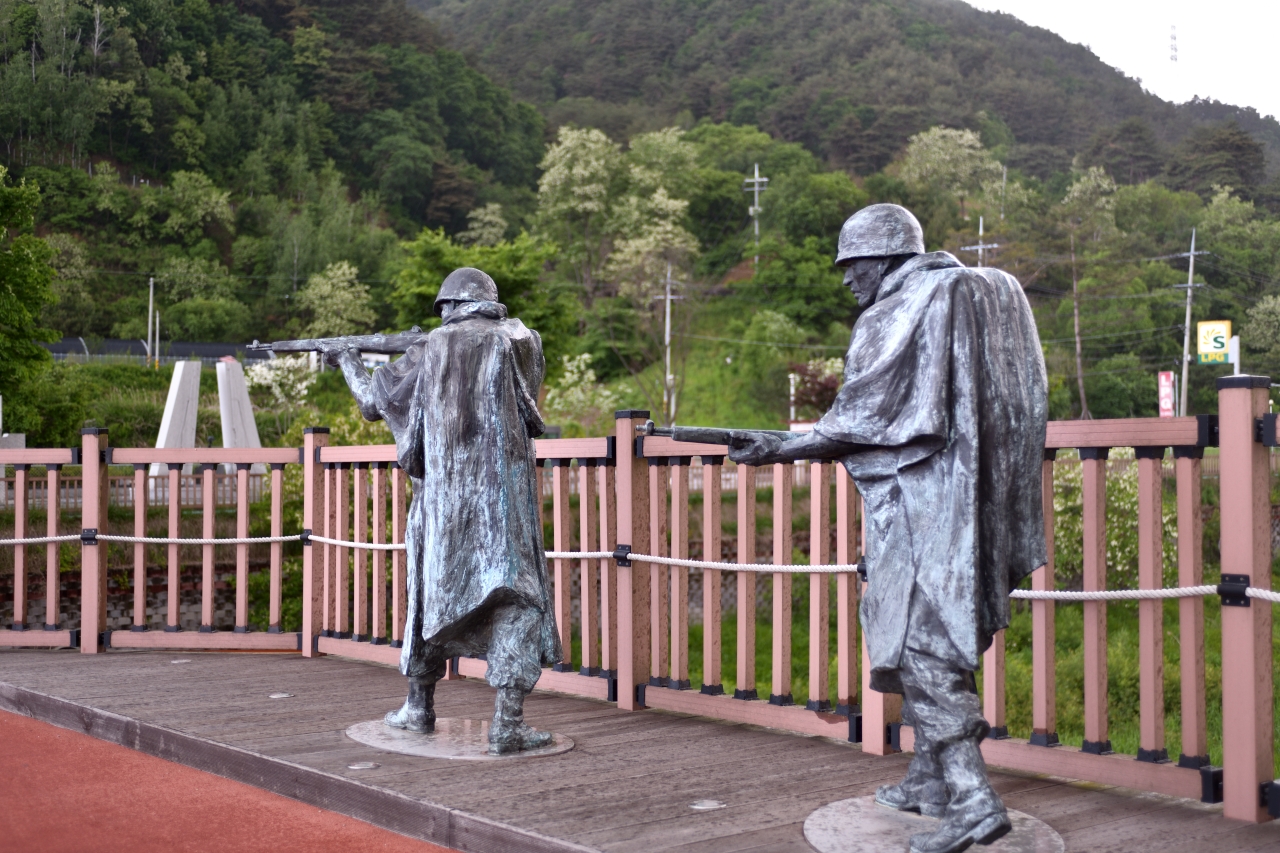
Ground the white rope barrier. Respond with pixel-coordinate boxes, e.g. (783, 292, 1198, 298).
(1010, 585, 1218, 601)
(306, 534, 405, 551)
(94, 534, 302, 546)
(0, 532, 1275, 605)
(546, 550, 861, 573)
(0, 534, 82, 546)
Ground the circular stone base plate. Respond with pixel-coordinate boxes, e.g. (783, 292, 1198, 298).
(345, 718, 573, 761)
(804, 796, 1063, 853)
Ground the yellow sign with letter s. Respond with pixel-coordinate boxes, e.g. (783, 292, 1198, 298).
(1197, 320, 1231, 365)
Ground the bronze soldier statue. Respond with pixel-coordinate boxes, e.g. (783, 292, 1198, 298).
(729, 205, 1048, 853)
(325, 267, 561, 755)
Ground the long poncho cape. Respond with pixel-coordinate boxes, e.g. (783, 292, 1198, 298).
(367, 301, 562, 673)
(814, 252, 1048, 693)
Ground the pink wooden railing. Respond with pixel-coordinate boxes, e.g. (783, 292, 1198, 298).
(0, 430, 299, 652)
(1, 378, 1276, 823)
(0, 472, 266, 510)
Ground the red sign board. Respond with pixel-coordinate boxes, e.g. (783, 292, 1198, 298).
(1158, 371, 1175, 418)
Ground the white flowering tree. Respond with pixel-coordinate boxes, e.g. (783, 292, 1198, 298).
(245, 354, 316, 439)
(900, 127, 1003, 219)
(541, 353, 621, 437)
(457, 203, 509, 247)
(536, 127, 625, 297)
(297, 261, 376, 338)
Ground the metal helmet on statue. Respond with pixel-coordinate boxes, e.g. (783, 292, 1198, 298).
(434, 267, 499, 315)
(835, 203, 926, 264)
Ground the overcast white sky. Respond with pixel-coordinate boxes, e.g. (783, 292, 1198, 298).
(966, 0, 1280, 120)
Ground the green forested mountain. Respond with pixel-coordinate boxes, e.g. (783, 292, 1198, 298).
(416, 0, 1280, 185)
(4, 0, 1280, 447)
(1, 0, 542, 342)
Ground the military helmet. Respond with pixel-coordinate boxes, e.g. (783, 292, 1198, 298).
(835, 204, 926, 264)
(434, 267, 499, 315)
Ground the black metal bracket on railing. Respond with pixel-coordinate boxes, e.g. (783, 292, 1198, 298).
(1081, 739, 1113, 755)
(1136, 747, 1168, 763)
(1198, 766, 1224, 803)
(612, 544, 632, 566)
(1261, 779, 1280, 816)
(1258, 413, 1278, 446)
(1218, 574, 1250, 607)
(1196, 413, 1219, 447)
(80, 528, 98, 545)
(300, 529, 312, 547)
(856, 558, 868, 584)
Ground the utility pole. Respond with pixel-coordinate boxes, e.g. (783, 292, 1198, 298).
(743, 163, 769, 267)
(145, 276, 154, 368)
(653, 263, 685, 426)
(1174, 228, 1209, 417)
(959, 216, 1000, 268)
(1000, 165, 1007, 221)
(1070, 232, 1090, 419)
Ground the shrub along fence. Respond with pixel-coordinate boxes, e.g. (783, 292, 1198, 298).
(0, 376, 1276, 823)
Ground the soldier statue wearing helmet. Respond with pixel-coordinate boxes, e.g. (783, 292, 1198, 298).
(328, 266, 562, 755)
(729, 205, 1048, 853)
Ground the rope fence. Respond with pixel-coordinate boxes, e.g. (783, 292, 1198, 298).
(1, 534, 1276, 603)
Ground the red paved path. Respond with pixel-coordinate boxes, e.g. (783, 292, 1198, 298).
(0, 710, 457, 853)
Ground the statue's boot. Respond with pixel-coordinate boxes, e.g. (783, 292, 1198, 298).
(383, 676, 436, 733)
(488, 687, 553, 755)
(875, 738, 948, 818)
(909, 739, 1010, 853)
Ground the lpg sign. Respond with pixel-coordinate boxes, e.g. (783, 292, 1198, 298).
(1197, 320, 1231, 364)
(1158, 371, 1175, 418)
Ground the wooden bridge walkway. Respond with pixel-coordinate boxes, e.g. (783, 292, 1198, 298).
(1, 649, 1278, 853)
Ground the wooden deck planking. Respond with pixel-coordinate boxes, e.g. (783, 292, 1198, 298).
(1, 650, 1276, 853)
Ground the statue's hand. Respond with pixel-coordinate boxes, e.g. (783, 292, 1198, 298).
(324, 344, 358, 368)
(727, 431, 784, 466)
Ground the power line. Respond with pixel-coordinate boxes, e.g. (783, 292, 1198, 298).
(1040, 323, 1183, 344)
(686, 330, 844, 348)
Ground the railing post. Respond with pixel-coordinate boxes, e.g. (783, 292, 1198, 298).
(598, 461, 618, 677)
(1031, 449, 1058, 746)
(302, 427, 329, 657)
(807, 460, 831, 712)
(269, 463, 285, 633)
(735, 463, 758, 700)
(551, 459, 573, 669)
(648, 458, 670, 687)
(615, 410, 651, 709)
(670, 457, 691, 689)
(701, 455, 724, 695)
(80, 428, 109, 654)
(166, 463, 181, 632)
(199, 463, 216, 631)
(45, 464, 62, 631)
(13, 464, 26, 630)
(1217, 376, 1273, 823)
(1080, 447, 1110, 755)
(234, 463, 250, 633)
(835, 466, 859, 717)
(770, 462, 793, 705)
(1135, 446, 1167, 762)
(578, 459, 600, 675)
(1174, 446, 1207, 767)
